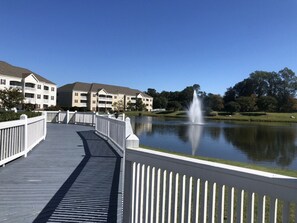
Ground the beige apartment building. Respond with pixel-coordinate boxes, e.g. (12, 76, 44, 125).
(0, 61, 57, 109)
(58, 82, 153, 112)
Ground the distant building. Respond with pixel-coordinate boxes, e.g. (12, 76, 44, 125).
(0, 61, 57, 109)
(58, 82, 153, 112)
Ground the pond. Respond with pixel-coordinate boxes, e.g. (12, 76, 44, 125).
(130, 116, 297, 171)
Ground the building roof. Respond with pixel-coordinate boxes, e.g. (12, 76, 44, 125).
(0, 61, 55, 85)
(58, 82, 152, 98)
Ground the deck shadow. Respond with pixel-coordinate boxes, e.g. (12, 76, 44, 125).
(33, 130, 121, 223)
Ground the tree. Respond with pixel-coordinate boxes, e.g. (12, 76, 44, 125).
(223, 87, 237, 104)
(135, 98, 146, 111)
(146, 88, 158, 98)
(153, 97, 168, 109)
(204, 94, 224, 111)
(126, 101, 134, 111)
(0, 88, 24, 109)
(236, 96, 257, 112)
(225, 101, 241, 113)
(257, 96, 277, 112)
(233, 78, 258, 97)
(113, 99, 124, 112)
(167, 101, 182, 111)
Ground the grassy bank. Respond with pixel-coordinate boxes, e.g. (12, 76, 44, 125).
(140, 145, 297, 178)
(126, 111, 297, 123)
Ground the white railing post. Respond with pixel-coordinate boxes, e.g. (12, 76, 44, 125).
(58, 110, 61, 123)
(66, 110, 70, 124)
(126, 134, 139, 148)
(92, 111, 96, 126)
(95, 113, 97, 130)
(43, 113, 47, 140)
(74, 110, 77, 124)
(125, 117, 139, 148)
(20, 114, 28, 157)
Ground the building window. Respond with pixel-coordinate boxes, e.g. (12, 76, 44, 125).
(37, 85, 41, 89)
(74, 100, 78, 103)
(51, 96, 55, 100)
(25, 83, 35, 88)
(75, 92, 78, 96)
(25, 93, 34, 98)
(44, 86, 49, 91)
(51, 87, 55, 91)
(0, 79, 6, 85)
(44, 95, 49, 100)
(114, 96, 117, 99)
(43, 104, 48, 109)
(37, 94, 41, 99)
(93, 93, 97, 97)
(10, 81, 22, 86)
(92, 100, 96, 104)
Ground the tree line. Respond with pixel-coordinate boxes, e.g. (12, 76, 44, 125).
(146, 67, 297, 113)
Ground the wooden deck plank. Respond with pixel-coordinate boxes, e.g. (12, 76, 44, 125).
(0, 124, 122, 223)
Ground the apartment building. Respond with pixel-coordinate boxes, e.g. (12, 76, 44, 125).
(0, 61, 57, 109)
(58, 82, 153, 112)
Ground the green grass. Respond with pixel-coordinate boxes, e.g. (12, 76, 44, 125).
(140, 145, 297, 178)
(126, 111, 297, 123)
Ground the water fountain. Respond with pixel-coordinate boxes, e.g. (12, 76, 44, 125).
(187, 89, 204, 155)
(188, 89, 203, 124)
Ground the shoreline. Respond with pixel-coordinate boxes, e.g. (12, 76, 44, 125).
(126, 111, 297, 123)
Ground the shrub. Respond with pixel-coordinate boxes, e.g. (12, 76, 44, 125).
(0, 111, 42, 122)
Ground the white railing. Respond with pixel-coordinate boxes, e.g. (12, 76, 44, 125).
(0, 114, 46, 167)
(95, 115, 126, 152)
(45, 111, 96, 126)
(123, 148, 297, 223)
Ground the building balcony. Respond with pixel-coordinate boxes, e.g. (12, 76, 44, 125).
(25, 87, 36, 92)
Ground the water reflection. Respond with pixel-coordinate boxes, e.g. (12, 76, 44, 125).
(187, 124, 203, 155)
(223, 125, 297, 167)
(130, 116, 297, 169)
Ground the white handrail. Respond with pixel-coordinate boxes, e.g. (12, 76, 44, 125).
(123, 147, 297, 223)
(0, 114, 46, 167)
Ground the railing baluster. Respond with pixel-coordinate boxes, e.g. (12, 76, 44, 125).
(156, 168, 161, 223)
(135, 163, 141, 223)
(139, 164, 145, 223)
(131, 162, 136, 223)
(210, 182, 217, 223)
(161, 170, 167, 223)
(167, 171, 173, 223)
(173, 173, 179, 223)
(228, 187, 235, 223)
(187, 177, 193, 223)
(150, 167, 156, 223)
(202, 180, 208, 223)
(145, 166, 151, 223)
(181, 175, 187, 223)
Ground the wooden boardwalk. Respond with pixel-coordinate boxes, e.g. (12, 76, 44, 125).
(0, 124, 122, 223)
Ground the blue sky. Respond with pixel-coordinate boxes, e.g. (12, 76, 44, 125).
(0, 0, 296, 95)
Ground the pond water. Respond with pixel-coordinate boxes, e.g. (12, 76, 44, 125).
(130, 116, 297, 171)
